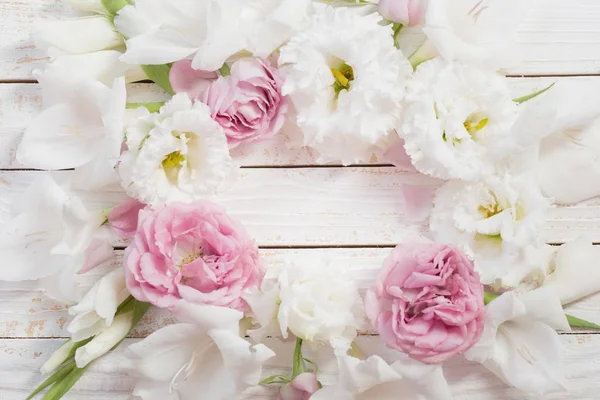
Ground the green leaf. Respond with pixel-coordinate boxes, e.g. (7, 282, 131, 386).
(42, 365, 89, 400)
(303, 357, 319, 376)
(291, 338, 307, 379)
(392, 23, 403, 50)
(218, 63, 231, 77)
(259, 374, 292, 385)
(513, 82, 555, 104)
(126, 102, 165, 113)
(65, 337, 94, 361)
(101, 0, 131, 15)
(567, 314, 600, 329)
(484, 292, 500, 305)
(142, 64, 175, 95)
(26, 361, 76, 400)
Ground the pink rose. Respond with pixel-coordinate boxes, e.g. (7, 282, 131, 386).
(278, 373, 319, 400)
(203, 58, 287, 148)
(124, 201, 264, 311)
(365, 241, 485, 364)
(378, 0, 426, 26)
(108, 197, 145, 239)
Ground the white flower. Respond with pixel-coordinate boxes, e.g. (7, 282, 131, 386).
(116, 0, 313, 71)
(312, 338, 452, 400)
(245, 258, 363, 347)
(41, 340, 77, 375)
(17, 71, 126, 189)
(279, 6, 412, 165)
(0, 173, 114, 302)
(505, 79, 600, 204)
(420, 0, 535, 68)
(43, 49, 146, 85)
(118, 94, 238, 206)
(67, 268, 129, 342)
(464, 287, 570, 395)
(401, 58, 519, 180)
(430, 174, 549, 284)
(125, 303, 274, 400)
(33, 16, 123, 55)
(544, 237, 600, 305)
(76, 308, 134, 368)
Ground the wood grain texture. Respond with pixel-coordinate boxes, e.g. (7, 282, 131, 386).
(1, 0, 600, 80)
(4, 168, 600, 246)
(1, 248, 599, 339)
(1, 335, 599, 400)
(2, 77, 600, 168)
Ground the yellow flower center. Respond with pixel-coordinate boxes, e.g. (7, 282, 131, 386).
(331, 63, 354, 95)
(162, 151, 185, 169)
(463, 112, 489, 136)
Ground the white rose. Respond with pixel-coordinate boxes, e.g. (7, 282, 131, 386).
(245, 258, 363, 346)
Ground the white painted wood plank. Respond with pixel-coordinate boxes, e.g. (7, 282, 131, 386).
(1, 335, 598, 399)
(2, 168, 600, 245)
(1, 248, 598, 338)
(1, 0, 600, 80)
(0, 77, 596, 168)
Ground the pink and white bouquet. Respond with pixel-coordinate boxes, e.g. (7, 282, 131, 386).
(3, 0, 600, 399)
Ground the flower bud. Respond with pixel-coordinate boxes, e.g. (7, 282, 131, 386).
(378, 0, 425, 26)
(40, 340, 75, 375)
(278, 373, 319, 400)
(75, 311, 133, 368)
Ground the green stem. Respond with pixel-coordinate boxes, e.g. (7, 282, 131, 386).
(513, 82, 555, 104)
(26, 361, 76, 400)
(42, 365, 89, 400)
(291, 338, 307, 379)
(392, 23, 404, 50)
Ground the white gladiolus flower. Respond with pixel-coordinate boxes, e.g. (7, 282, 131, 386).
(116, 0, 313, 71)
(279, 6, 413, 164)
(41, 340, 76, 375)
(0, 173, 118, 302)
(33, 16, 124, 55)
(401, 58, 519, 180)
(76, 310, 133, 368)
(430, 174, 549, 284)
(44, 49, 146, 85)
(313, 338, 452, 400)
(125, 303, 274, 400)
(244, 258, 363, 347)
(17, 71, 126, 189)
(464, 287, 570, 395)
(68, 268, 129, 342)
(420, 0, 536, 68)
(118, 94, 238, 206)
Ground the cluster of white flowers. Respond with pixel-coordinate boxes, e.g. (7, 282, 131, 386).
(6, 0, 600, 399)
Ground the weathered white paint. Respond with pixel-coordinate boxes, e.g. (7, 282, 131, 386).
(1, 335, 599, 400)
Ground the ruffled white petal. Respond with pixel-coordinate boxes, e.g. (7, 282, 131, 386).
(401, 58, 519, 180)
(119, 94, 238, 206)
(430, 174, 549, 284)
(279, 6, 412, 164)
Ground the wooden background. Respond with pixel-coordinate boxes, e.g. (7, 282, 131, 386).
(2, 0, 600, 399)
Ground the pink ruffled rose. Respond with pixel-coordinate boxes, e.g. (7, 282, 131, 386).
(278, 373, 319, 400)
(378, 0, 426, 26)
(124, 201, 264, 311)
(365, 241, 485, 364)
(203, 58, 287, 148)
(108, 197, 145, 239)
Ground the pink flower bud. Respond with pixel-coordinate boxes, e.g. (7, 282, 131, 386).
(378, 0, 425, 26)
(278, 373, 319, 400)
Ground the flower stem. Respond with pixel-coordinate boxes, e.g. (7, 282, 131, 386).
(292, 338, 307, 379)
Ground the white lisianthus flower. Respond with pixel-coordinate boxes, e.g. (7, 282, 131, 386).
(67, 268, 129, 342)
(33, 16, 124, 55)
(279, 6, 413, 164)
(119, 94, 238, 206)
(17, 71, 126, 189)
(0, 173, 119, 302)
(464, 287, 570, 395)
(244, 258, 364, 347)
(116, 0, 313, 71)
(125, 303, 274, 400)
(430, 174, 549, 284)
(313, 338, 452, 400)
(420, 0, 536, 68)
(401, 58, 519, 180)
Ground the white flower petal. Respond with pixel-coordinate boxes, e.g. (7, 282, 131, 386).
(76, 311, 133, 367)
(33, 16, 123, 54)
(279, 6, 412, 164)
